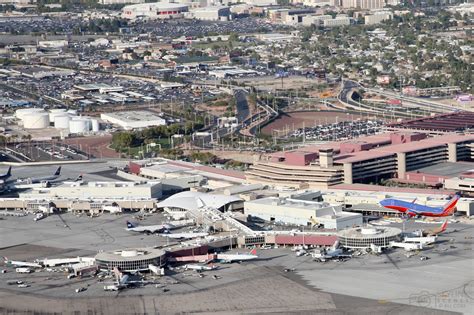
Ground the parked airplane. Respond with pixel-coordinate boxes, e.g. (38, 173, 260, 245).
(379, 195, 460, 217)
(14, 167, 62, 186)
(3, 257, 42, 268)
(125, 221, 175, 234)
(0, 166, 12, 180)
(422, 220, 448, 237)
(216, 249, 258, 263)
(159, 232, 209, 239)
(104, 267, 148, 291)
(312, 241, 351, 261)
(184, 264, 218, 272)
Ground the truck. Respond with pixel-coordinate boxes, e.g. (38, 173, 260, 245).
(16, 268, 32, 274)
(104, 285, 120, 291)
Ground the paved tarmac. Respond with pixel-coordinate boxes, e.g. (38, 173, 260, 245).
(0, 212, 471, 314)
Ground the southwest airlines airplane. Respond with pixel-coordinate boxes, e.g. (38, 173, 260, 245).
(379, 194, 460, 217)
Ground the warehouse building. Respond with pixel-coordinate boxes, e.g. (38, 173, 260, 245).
(0, 198, 156, 213)
(244, 195, 362, 229)
(188, 6, 231, 21)
(122, 2, 188, 20)
(445, 172, 474, 195)
(127, 159, 246, 189)
(101, 111, 166, 130)
(21, 181, 162, 200)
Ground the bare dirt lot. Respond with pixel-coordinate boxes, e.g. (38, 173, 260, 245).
(63, 135, 117, 159)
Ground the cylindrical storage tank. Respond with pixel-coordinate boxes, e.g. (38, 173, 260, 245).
(91, 119, 100, 132)
(23, 112, 50, 129)
(54, 114, 71, 129)
(15, 108, 44, 121)
(49, 109, 67, 122)
(69, 118, 89, 134)
(67, 109, 78, 116)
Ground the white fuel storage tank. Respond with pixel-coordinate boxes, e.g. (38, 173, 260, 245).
(15, 108, 44, 121)
(22, 112, 50, 129)
(54, 114, 71, 129)
(91, 119, 100, 132)
(69, 118, 90, 134)
(49, 109, 67, 122)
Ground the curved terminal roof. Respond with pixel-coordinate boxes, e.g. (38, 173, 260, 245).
(337, 226, 401, 240)
(156, 191, 242, 211)
(95, 248, 166, 262)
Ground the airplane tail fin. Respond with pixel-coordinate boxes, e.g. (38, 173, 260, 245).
(440, 220, 448, 232)
(75, 174, 83, 181)
(54, 167, 61, 176)
(126, 221, 135, 229)
(6, 166, 11, 177)
(441, 194, 460, 215)
(249, 248, 257, 256)
(113, 267, 122, 282)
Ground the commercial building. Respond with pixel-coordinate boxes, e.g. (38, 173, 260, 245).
(337, 226, 401, 249)
(364, 11, 393, 25)
(238, 232, 338, 248)
(246, 132, 474, 188)
(100, 111, 166, 130)
(21, 181, 163, 200)
(122, 2, 189, 20)
(188, 6, 231, 21)
(323, 16, 351, 27)
(341, 0, 385, 9)
(244, 194, 362, 229)
(302, 14, 332, 26)
(99, 0, 144, 4)
(95, 248, 166, 272)
(445, 173, 474, 195)
(242, 0, 277, 5)
(0, 198, 156, 213)
(10, 66, 75, 80)
(128, 159, 246, 189)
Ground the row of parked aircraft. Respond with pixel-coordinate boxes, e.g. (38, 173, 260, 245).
(125, 221, 209, 239)
(0, 166, 68, 190)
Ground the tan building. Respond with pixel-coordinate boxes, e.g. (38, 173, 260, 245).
(246, 133, 474, 188)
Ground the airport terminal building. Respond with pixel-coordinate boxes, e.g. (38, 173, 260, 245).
(337, 227, 401, 249)
(244, 196, 362, 229)
(95, 248, 167, 272)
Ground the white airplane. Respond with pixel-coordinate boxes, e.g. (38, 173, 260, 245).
(125, 221, 175, 234)
(15, 167, 62, 186)
(104, 267, 148, 291)
(3, 257, 42, 268)
(216, 249, 258, 263)
(159, 232, 208, 239)
(184, 264, 218, 272)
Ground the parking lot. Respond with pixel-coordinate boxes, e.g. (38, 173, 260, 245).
(289, 118, 386, 141)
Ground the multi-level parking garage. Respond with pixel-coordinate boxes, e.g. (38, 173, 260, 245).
(246, 132, 474, 187)
(386, 111, 474, 135)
